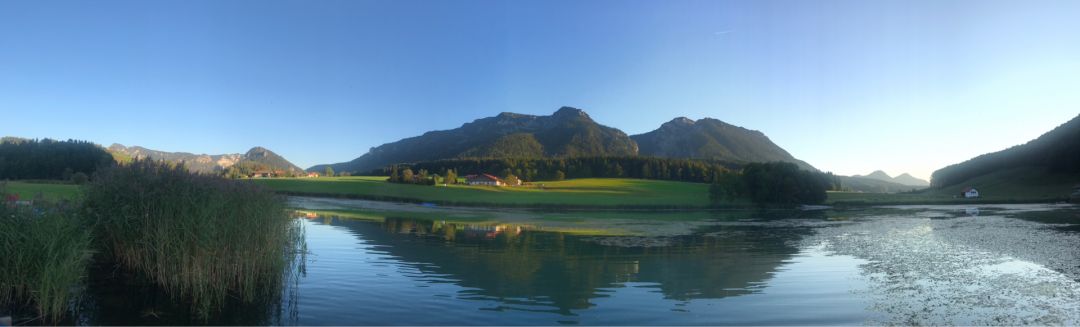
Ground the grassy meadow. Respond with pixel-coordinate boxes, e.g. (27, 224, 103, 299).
(254, 176, 717, 208)
(2, 181, 81, 201)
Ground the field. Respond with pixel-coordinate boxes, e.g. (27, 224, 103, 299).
(253, 176, 715, 208)
(2, 181, 81, 201)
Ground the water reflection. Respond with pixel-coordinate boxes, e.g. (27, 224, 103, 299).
(63, 201, 1080, 325)
(305, 215, 810, 317)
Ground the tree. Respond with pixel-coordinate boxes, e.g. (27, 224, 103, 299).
(444, 169, 457, 185)
(504, 174, 521, 186)
(554, 170, 566, 181)
(71, 172, 89, 185)
(388, 166, 400, 183)
(402, 168, 414, 183)
(325, 166, 335, 178)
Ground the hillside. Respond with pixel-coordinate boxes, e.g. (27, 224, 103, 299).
(930, 113, 1080, 194)
(853, 170, 930, 187)
(631, 117, 816, 171)
(311, 107, 638, 173)
(108, 144, 302, 174)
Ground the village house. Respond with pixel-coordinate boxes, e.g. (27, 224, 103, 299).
(961, 186, 980, 198)
(250, 170, 272, 178)
(465, 174, 505, 186)
(306, 172, 320, 178)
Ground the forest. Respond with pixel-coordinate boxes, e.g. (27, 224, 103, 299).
(709, 162, 831, 205)
(0, 138, 115, 181)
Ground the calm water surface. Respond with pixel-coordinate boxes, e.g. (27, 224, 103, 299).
(77, 198, 1080, 325)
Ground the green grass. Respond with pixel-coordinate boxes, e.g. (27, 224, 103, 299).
(255, 176, 717, 208)
(2, 181, 81, 201)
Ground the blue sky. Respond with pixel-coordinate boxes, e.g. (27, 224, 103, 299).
(2, 0, 1078, 180)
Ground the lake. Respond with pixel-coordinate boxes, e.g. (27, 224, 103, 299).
(74, 197, 1080, 325)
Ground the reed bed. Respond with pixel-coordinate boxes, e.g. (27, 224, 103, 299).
(83, 160, 304, 318)
(0, 194, 93, 323)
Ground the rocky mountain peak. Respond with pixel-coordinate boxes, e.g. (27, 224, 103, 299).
(552, 106, 589, 119)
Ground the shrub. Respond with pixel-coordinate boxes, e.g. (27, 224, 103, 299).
(71, 172, 88, 185)
(82, 159, 304, 318)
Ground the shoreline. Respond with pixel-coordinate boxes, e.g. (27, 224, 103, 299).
(274, 190, 1072, 211)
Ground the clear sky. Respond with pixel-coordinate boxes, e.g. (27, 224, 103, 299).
(2, 0, 1078, 181)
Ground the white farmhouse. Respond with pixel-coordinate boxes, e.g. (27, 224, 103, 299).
(961, 186, 980, 198)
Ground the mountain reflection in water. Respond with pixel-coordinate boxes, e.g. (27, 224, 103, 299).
(287, 213, 867, 325)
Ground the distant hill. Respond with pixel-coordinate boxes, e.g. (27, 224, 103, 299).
(108, 144, 302, 174)
(930, 113, 1080, 196)
(853, 170, 930, 187)
(893, 173, 930, 187)
(631, 117, 816, 171)
(240, 146, 304, 172)
(838, 175, 923, 193)
(310, 107, 638, 173)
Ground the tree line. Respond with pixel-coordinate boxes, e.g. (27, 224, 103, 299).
(0, 138, 114, 181)
(371, 156, 740, 184)
(709, 162, 831, 205)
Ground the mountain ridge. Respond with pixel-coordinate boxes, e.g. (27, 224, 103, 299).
(309, 106, 639, 173)
(853, 170, 930, 187)
(630, 117, 817, 171)
(108, 144, 303, 174)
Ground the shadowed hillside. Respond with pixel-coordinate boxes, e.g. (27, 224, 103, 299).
(930, 114, 1080, 196)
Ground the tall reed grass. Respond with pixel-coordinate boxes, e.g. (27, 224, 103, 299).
(0, 190, 93, 323)
(82, 160, 304, 318)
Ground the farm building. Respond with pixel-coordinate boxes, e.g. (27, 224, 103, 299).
(961, 186, 980, 198)
(465, 174, 504, 186)
(306, 172, 320, 178)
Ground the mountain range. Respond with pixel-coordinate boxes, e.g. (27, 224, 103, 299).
(852, 170, 930, 187)
(108, 144, 303, 174)
(311, 107, 817, 174)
